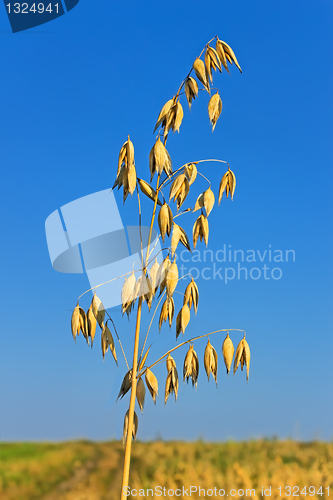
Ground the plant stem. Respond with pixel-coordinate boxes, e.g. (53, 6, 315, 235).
(120, 296, 143, 500)
(120, 173, 161, 499)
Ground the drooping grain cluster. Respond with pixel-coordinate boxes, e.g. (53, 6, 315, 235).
(71, 291, 118, 364)
(69, 36, 247, 466)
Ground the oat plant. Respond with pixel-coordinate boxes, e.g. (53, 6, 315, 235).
(70, 35, 250, 500)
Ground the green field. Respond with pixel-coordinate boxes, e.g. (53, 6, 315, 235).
(0, 440, 332, 499)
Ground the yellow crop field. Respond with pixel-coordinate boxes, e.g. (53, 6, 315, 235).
(0, 440, 332, 500)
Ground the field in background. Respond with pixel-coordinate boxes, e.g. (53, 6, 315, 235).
(0, 440, 332, 499)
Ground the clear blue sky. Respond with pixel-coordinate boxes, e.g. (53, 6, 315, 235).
(0, 0, 332, 442)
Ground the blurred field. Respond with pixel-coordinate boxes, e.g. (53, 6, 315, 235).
(0, 440, 332, 499)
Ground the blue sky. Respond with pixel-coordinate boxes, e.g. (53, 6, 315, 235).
(0, 0, 332, 443)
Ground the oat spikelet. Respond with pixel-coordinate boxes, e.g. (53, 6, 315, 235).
(217, 38, 242, 73)
(138, 178, 163, 206)
(184, 76, 198, 109)
(113, 138, 136, 202)
(233, 337, 250, 381)
(218, 168, 236, 203)
(154, 98, 176, 133)
(77, 307, 89, 344)
(104, 324, 117, 365)
(169, 174, 190, 211)
(183, 345, 199, 388)
(121, 271, 136, 317)
(171, 223, 191, 257)
(193, 187, 215, 216)
(149, 138, 172, 181)
(216, 38, 230, 73)
(157, 255, 171, 295)
(173, 101, 184, 133)
(184, 162, 198, 185)
(149, 258, 160, 296)
(204, 339, 218, 385)
(203, 187, 215, 216)
(71, 303, 80, 342)
(193, 58, 210, 93)
(87, 304, 97, 347)
(176, 304, 190, 339)
(205, 45, 222, 84)
(166, 353, 176, 373)
(233, 338, 245, 376)
(145, 369, 159, 404)
(91, 292, 105, 329)
(193, 213, 209, 248)
(159, 297, 175, 331)
(183, 277, 199, 314)
(136, 378, 146, 413)
(222, 333, 234, 376)
(208, 92, 222, 131)
(166, 261, 178, 298)
(123, 409, 138, 445)
(117, 370, 132, 401)
(158, 203, 173, 243)
(165, 356, 179, 404)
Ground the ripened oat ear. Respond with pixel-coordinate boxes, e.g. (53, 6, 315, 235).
(222, 333, 234, 376)
(136, 378, 146, 413)
(149, 138, 172, 181)
(215, 38, 230, 73)
(166, 260, 178, 299)
(117, 370, 132, 401)
(153, 98, 183, 139)
(165, 355, 179, 404)
(208, 92, 222, 131)
(71, 303, 80, 342)
(153, 98, 176, 133)
(169, 173, 190, 211)
(158, 203, 173, 243)
(91, 292, 105, 329)
(141, 272, 153, 311)
(184, 163, 198, 186)
(234, 337, 250, 380)
(113, 137, 136, 203)
(138, 178, 163, 206)
(218, 167, 236, 204)
(183, 345, 199, 388)
(172, 102, 184, 134)
(193, 58, 210, 94)
(87, 304, 97, 347)
(78, 306, 89, 345)
(205, 45, 222, 84)
(104, 323, 118, 365)
(157, 255, 171, 295)
(216, 38, 242, 73)
(184, 77, 198, 109)
(149, 258, 160, 296)
(123, 409, 138, 445)
(193, 187, 215, 217)
(159, 297, 175, 331)
(171, 223, 191, 257)
(145, 368, 159, 404)
(176, 304, 191, 339)
(193, 213, 209, 248)
(183, 277, 199, 314)
(204, 339, 218, 385)
(121, 271, 136, 317)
